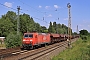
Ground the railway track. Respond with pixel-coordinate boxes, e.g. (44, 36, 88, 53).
(1, 38, 78, 60)
(20, 38, 77, 60)
(0, 46, 20, 54)
(20, 41, 67, 60)
(0, 46, 21, 59)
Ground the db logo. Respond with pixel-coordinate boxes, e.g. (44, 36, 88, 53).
(43, 36, 46, 40)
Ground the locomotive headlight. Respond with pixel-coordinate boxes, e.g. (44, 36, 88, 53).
(30, 40, 32, 41)
(23, 40, 26, 41)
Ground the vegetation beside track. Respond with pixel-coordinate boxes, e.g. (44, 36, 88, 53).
(52, 37, 90, 60)
(0, 44, 6, 49)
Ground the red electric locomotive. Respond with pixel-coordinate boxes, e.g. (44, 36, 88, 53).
(22, 32, 50, 49)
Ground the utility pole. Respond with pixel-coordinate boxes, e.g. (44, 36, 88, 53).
(43, 12, 46, 20)
(67, 3, 71, 47)
(55, 9, 59, 33)
(17, 6, 20, 35)
(77, 25, 78, 34)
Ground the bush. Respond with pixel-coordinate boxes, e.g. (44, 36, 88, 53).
(80, 35, 88, 42)
(5, 33, 22, 48)
(58, 58, 63, 60)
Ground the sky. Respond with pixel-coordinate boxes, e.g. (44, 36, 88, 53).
(0, 0, 90, 32)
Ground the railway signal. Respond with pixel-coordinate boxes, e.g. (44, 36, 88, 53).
(67, 3, 72, 48)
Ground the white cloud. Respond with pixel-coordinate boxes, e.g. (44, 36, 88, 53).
(45, 6, 50, 9)
(38, 5, 42, 8)
(47, 14, 52, 17)
(54, 5, 59, 9)
(4, 2, 12, 8)
(64, 18, 68, 20)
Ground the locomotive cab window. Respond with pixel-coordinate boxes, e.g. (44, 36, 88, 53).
(24, 34, 28, 38)
(29, 34, 33, 38)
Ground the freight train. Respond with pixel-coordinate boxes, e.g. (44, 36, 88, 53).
(22, 32, 79, 49)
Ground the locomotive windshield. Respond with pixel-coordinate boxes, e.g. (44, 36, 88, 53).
(24, 34, 33, 38)
(24, 34, 28, 38)
(29, 34, 33, 38)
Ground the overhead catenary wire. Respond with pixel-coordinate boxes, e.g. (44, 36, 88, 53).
(18, 9, 49, 24)
(18, 10, 49, 24)
(0, 2, 51, 30)
(18, 0, 50, 21)
(0, 3, 19, 20)
(0, 3, 17, 11)
(0, 3, 48, 23)
(32, 16, 49, 24)
(18, 0, 62, 16)
(18, 0, 49, 24)
(18, 0, 46, 14)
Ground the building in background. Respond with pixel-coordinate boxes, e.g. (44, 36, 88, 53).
(0, 37, 5, 44)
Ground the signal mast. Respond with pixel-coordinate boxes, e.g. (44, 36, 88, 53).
(67, 3, 71, 46)
(17, 6, 20, 35)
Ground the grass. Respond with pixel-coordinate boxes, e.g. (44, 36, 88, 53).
(0, 42, 6, 49)
(0, 44, 5, 47)
(52, 37, 90, 60)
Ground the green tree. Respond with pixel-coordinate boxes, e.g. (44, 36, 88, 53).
(41, 26, 48, 33)
(5, 33, 22, 48)
(88, 32, 90, 36)
(72, 32, 77, 35)
(79, 29, 88, 35)
(0, 17, 15, 37)
(35, 23, 41, 32)
(79, 29, 89, 40)
(53, 22, 57, 33)
(48, 22, 55, 33)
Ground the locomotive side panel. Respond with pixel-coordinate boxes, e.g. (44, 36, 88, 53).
(38, 33, 51, 44)
(42, 34, 51, 44)
(37, 34, 43, 44)
(32, 33, 38, 45)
